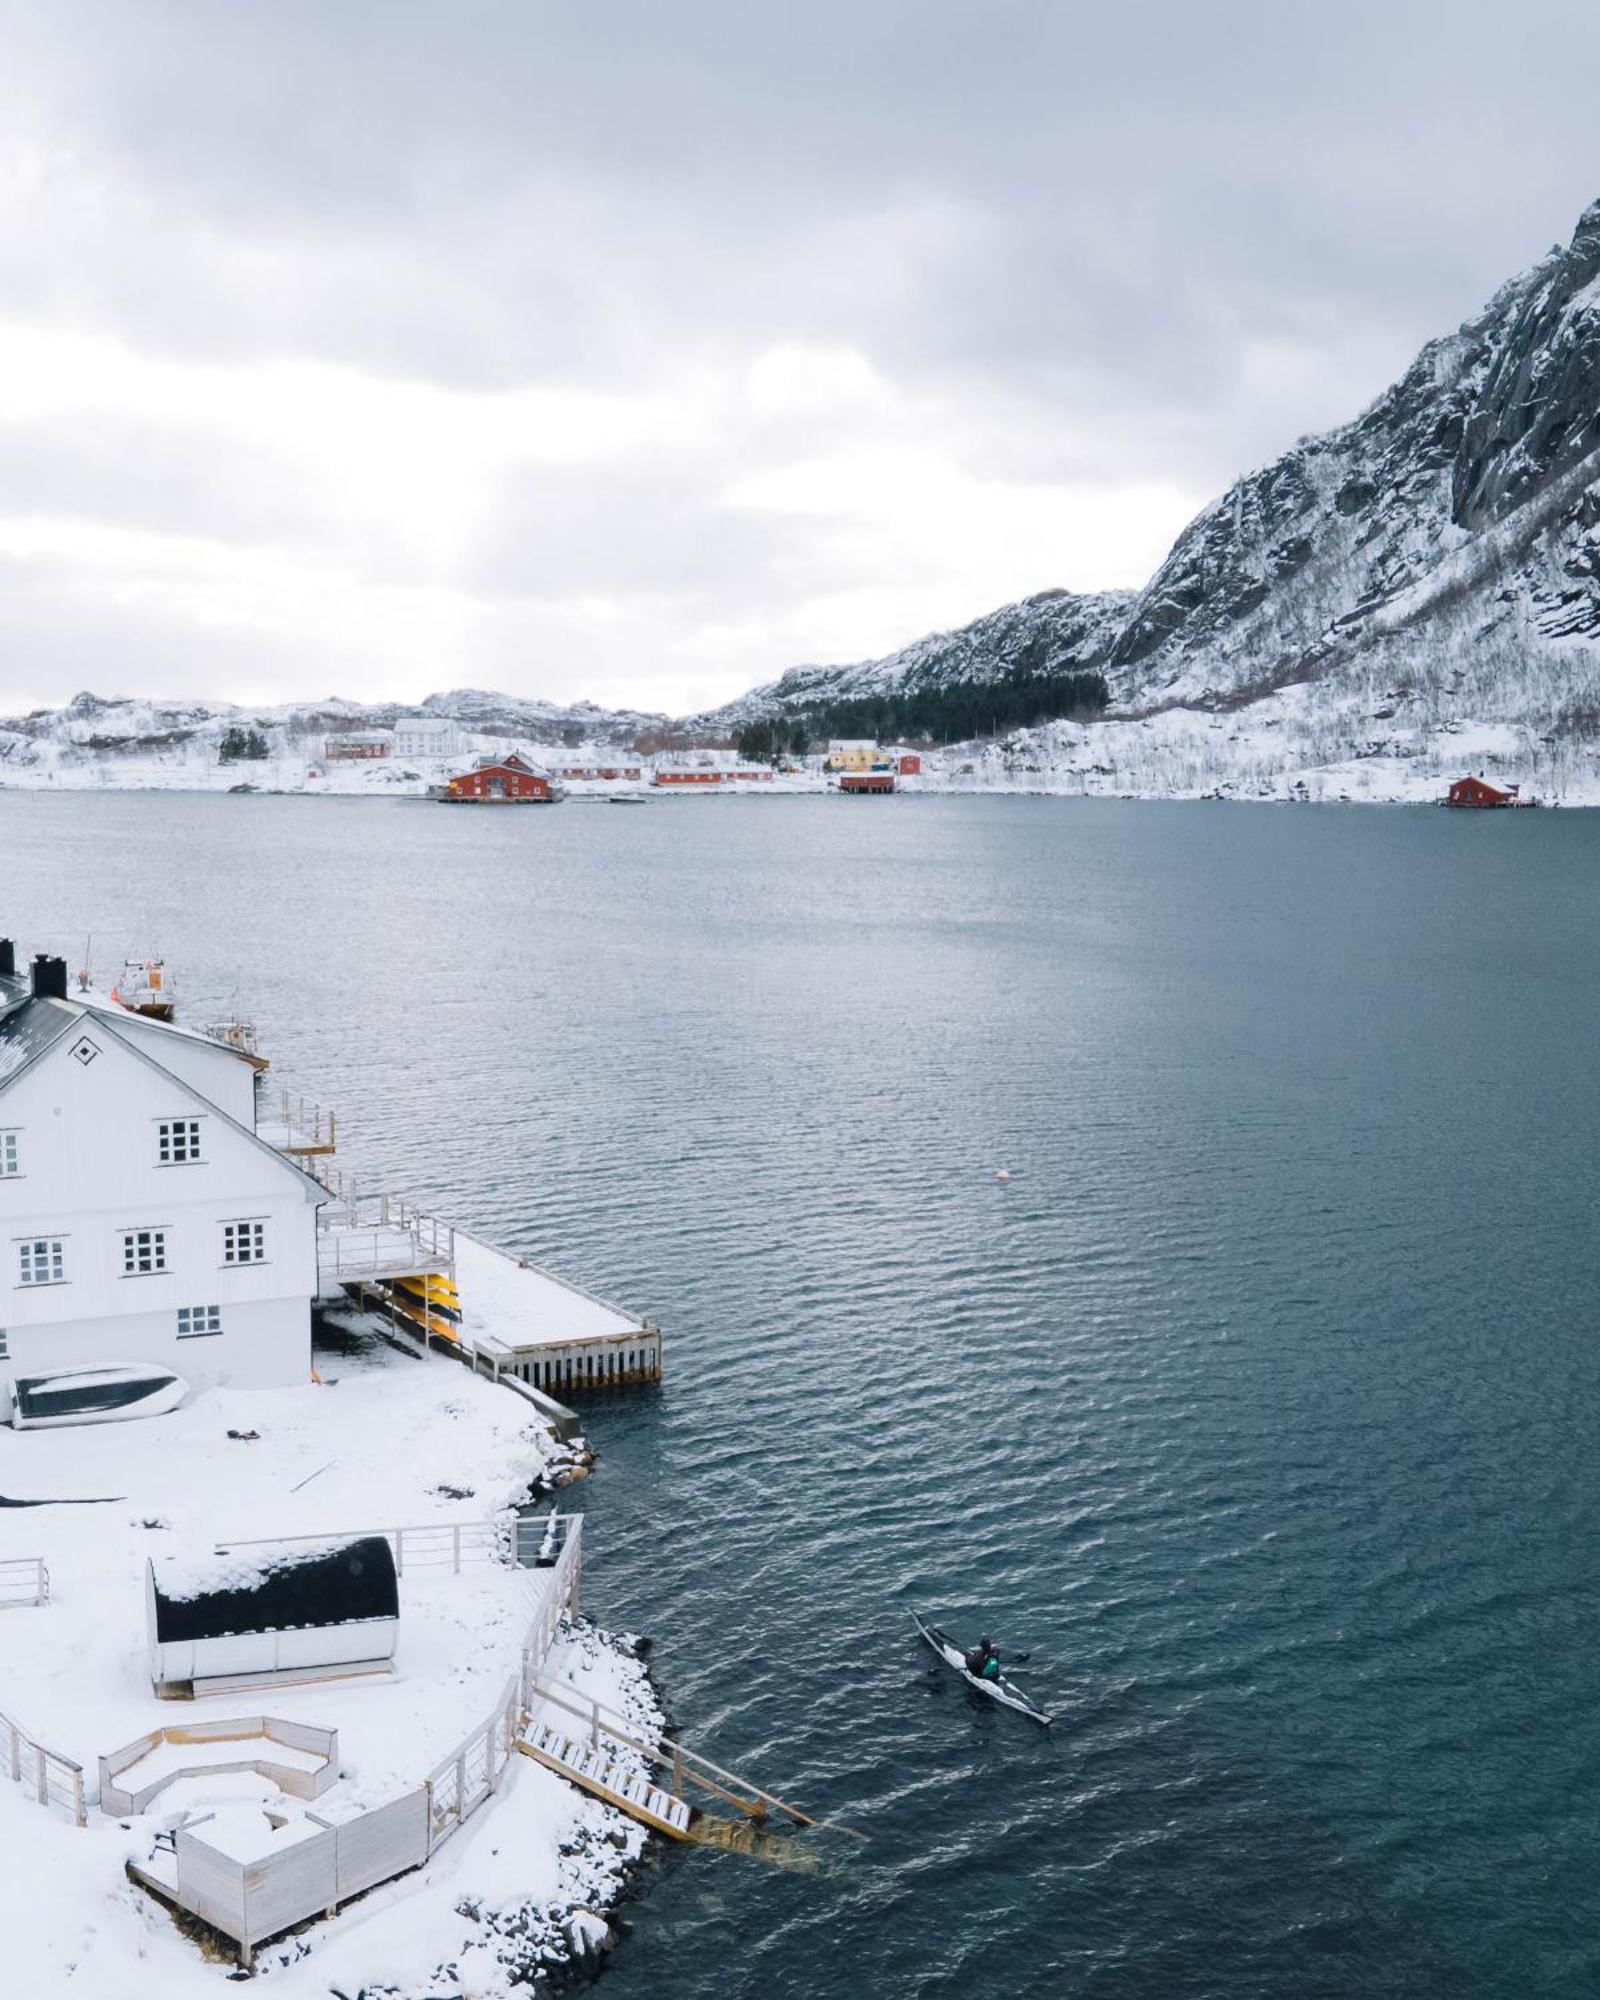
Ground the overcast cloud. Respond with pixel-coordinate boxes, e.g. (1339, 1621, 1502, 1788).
(0, 0, 1597, 715)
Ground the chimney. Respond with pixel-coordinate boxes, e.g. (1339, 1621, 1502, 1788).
(30, 954, 67, 1000)
(0, 938, 14, 978)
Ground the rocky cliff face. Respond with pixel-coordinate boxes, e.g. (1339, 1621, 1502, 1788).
(714, 197, 1600, 741)
(1105, 198, 1600, 708)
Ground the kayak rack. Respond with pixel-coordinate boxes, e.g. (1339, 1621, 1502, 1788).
(517, 1672, 848, 1846)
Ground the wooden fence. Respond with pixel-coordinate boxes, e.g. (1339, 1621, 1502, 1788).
(0, 1707, 85, 1826)
(101, 1717, 336, 1818)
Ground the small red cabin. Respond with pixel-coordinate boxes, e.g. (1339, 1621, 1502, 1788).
(442, 753, 555, 804)
(897, 753, 922, 777)
(1445, 776, 1521, 809)
(840, 772, 896, 795)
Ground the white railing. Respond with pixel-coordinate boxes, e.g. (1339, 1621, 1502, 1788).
(0, 1708, 85, 1825)
(257, 1085, 336, 1153)
(214, 1519, 509, 1574)
(433, 1514, 583, 1848)
(425, 1675, 521, 1849)
(201, 1020, 261, 1059)
(317, 1195, 455, 1281)
(0, 1557, 49, 1609)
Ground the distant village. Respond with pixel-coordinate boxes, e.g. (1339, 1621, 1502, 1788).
(318, 720, 927, 801)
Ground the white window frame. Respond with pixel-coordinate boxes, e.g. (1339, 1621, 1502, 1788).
(121, 1227, 169, 1277)
(176, 1304, 222, 1339)
(16, 1238, 65, 1286)
(221, 1219, 267, 1266)
(157, 1118, 204, 1166)
(0, 1130, 18, 1178)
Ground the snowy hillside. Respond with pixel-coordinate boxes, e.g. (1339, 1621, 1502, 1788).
(9, 199, 1600, 802)
(0, 688, 668, 790)
(681, 587, 1134, 733)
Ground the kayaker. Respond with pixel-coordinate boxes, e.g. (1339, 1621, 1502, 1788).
(964, 1636, 1001, 1681)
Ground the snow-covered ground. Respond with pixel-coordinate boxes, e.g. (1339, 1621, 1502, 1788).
(0, 1326, 660, 1998)
(8, 676, 1599, 804)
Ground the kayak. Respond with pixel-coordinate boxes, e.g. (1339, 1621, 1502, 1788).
(913, 1611, 1052, 1727)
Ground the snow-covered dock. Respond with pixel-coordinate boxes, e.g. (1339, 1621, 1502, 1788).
(448, 1227, 663, 1392)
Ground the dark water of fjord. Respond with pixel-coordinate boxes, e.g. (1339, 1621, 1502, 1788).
(6, 788, 1600, 2000)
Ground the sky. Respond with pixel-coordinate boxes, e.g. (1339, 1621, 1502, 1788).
(0, 1, 1597, 719)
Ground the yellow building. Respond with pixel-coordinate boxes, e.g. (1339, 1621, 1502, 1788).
(824, 739, 879, 772)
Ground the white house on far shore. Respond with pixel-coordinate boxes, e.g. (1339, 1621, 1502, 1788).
(0, 948, 323, 1401)
(392, 716, 464, 761)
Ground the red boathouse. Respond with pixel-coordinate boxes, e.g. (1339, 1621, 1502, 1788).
(441, 754, 556, 803)
(1445, 776, 1524, 809)
(840, 772, 896, 795)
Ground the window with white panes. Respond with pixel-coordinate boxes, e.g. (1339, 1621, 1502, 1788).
(0, 1131, 18, 1177)
(222, 1219, 266, 1265)
(176, 1304, 221, 1338)
(17, 1238, 64, 1285)
(121, 1228, 168, 1275)
(158, 1119, 203, 1164)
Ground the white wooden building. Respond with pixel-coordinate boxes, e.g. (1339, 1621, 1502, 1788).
(0, 949, 323, 1400)
(392, 716, 464, 761)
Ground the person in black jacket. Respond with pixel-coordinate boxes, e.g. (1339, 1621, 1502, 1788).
(964, 1635, 1001, 1681)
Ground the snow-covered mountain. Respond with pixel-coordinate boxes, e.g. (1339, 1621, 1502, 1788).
(9, 198, 1600, 801)
(697, 196, 1600, 792)
(0, 687, 670, 784)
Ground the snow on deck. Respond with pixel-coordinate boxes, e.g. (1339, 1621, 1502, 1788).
(0, 1330, 659, 1998)
(0, 1334, 561, 1793)
(453, 1226, 647, 1355)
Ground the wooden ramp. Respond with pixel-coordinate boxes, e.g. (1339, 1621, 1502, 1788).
(516, 1672, 827, 1848)
(517, 1715, 693, 1839)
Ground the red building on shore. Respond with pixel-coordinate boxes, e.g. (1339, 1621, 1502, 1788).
(441, 754, 557, 803)
(1445, 776, 1527, 808)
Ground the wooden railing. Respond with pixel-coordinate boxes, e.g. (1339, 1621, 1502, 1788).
(0, 1707, 85, 1826)
(0, 1557, 49, 1609)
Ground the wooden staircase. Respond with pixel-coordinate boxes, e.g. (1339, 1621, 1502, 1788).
(515, 1672, 825, 1848)
(517, 1714, 693, 1838)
